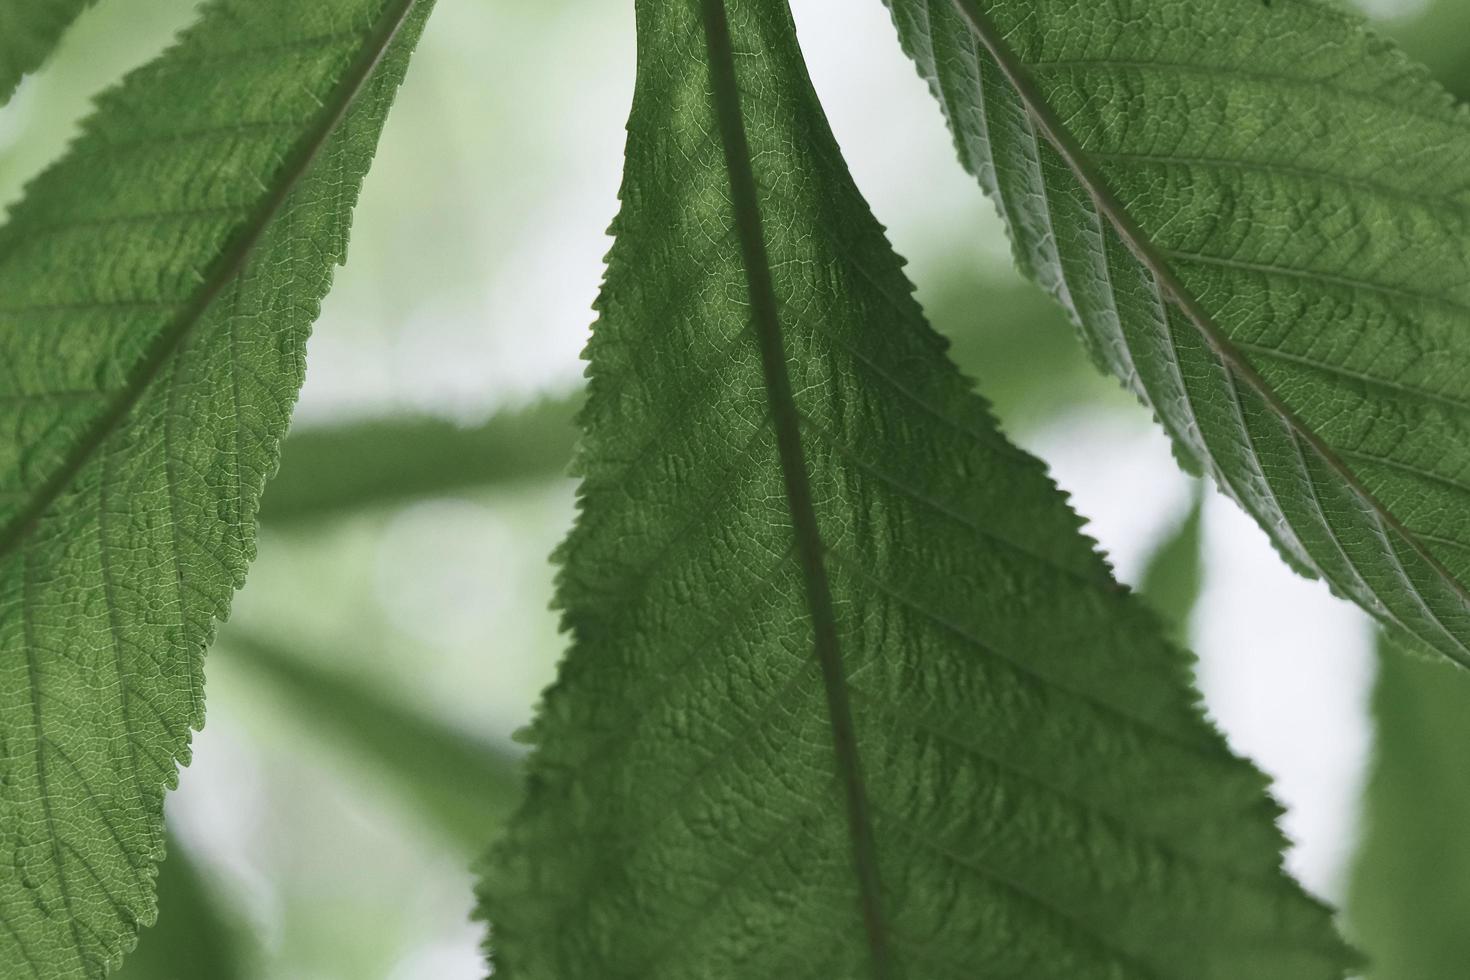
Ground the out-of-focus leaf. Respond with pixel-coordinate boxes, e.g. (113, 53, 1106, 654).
(0, 0, 95, 106)
(1347, 638, 1470, 979)
(223, 631, 521, 854)
(261, 394, 581, 525)
(0, 2, 203, 210)
(112, 836, 246, 980)
(925, 270, 1128, 430)
(0, 1, 436, 973)
(1138, 488, 1205, 642)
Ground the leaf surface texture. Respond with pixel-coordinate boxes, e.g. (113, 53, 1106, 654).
(478, 2, 1349, 977)
(0, 0, 433, 974)
(883, 0, 1470, 665)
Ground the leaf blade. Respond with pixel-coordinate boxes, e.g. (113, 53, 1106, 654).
(883, 0, 1470, 665)
(0, 0, 435, 974)
(259, 394, 581, 525)
(224, 630, 522, 855)
(478, 2, 1350, 976)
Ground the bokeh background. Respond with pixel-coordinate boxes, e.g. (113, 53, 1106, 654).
(1, 0, 1465, 976)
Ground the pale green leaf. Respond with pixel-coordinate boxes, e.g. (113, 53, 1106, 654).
(0, 0, 435, 975)
(260, 394, 581, 525)
(0, 0, 95, 106)
(925, 272, 1127, 429)
(883, 0, 1470, 666)
(476, 2, 1349, 977)
(1347, 637, 1470, 979)
(1137, 487, 1205, 643)
(224, 630, 522, 854)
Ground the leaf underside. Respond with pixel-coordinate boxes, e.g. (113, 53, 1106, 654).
(884, 0, 1470, 666)
(478, 1, 1349, 977)
(1138, 489, 1204, 642)
(0, 0, 434, 975)
(0, 0, 96, 106)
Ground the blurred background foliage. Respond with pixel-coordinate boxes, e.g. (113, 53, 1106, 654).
(0, 0, 1460, 976)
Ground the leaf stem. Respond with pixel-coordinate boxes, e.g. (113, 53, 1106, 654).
(698, 0, 891, 973)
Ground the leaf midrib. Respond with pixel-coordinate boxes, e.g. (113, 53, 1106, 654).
(697, 0, 891, 974)
(948, 0, 1470, 663)
(0, 0, 423, 558)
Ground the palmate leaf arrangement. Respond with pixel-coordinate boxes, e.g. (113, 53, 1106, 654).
(1, 0, 1469, 975)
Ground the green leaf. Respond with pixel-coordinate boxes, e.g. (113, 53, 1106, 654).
(223, 630, 522, 854)
(925, 272, 1128, 430)
(1137, 487, 1205, 643)
(260, 394, 581, 525)
(882, 0, 1470, 667)
(0, 0, 95, 106)
(113, 836, 246, 980)
(0, 0, 435, 974)
(1378, 0, 1470, 103)
(477, 1, 1349, 976)
(1347, 637, 1470, 979)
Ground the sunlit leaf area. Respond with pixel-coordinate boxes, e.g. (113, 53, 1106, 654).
(0, 0, 1460, 976)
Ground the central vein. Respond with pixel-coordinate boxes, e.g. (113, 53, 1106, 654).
(697, 0, 891, 973)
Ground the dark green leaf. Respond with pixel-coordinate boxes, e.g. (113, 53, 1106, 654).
(477, 2, 1349, 976)
(883, 0, 1470, 666)
(0, 0, 435, 974)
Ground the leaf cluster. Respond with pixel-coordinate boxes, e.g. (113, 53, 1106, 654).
(1, 0, 1469, 977)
